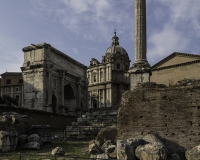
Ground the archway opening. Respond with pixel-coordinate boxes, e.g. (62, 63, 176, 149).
(52, 95, 57, 113)
(64, 84, 76, 112)
(64, 84, 75, 99)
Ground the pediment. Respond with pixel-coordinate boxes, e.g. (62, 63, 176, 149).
(152, 52, 200, 69)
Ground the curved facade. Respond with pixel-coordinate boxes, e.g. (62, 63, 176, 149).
(87, 32, 130, 108)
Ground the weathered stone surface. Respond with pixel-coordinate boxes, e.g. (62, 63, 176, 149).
(17, 134, 28, 149)
(29, 125, 52, 143)
(89, 143, 103, 154)
(117, 140, 136, 160)
(127, 138, 142, 149)
(24, 142, 40, 150)
(135, 134, 167, 160)
(90, 153, 109, 159)
(185, 145, 200, 160)
(97, 126, 117, 146)
(117, 87, 200, 154)
(22, 43, 88, 114)
(106, 145, 115, 154)
(26, 134, 41, 144)
(51, 147, 65, 156)
(0, 130, 18, 152)
(96, 153, 108, 159)
(101, 140, 113, 153)
(108, 147, 117, 159)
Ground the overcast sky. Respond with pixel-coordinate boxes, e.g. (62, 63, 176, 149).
(0, 0, 200, 75)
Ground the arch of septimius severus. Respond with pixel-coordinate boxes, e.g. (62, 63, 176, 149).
(21, 43, 88, 115)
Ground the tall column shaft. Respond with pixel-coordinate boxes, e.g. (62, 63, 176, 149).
(134, 0, 147, 64)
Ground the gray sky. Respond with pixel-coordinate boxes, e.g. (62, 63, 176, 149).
(0, 0, 200, 74)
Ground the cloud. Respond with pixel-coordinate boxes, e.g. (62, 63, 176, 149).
(147, 0, 200, 65)
(29, 0, 134, 42)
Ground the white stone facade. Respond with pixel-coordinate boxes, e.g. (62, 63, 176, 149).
(87, 32, 130, 108)
(21, 43, 88, 114)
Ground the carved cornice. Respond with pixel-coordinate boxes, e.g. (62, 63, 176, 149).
(152, 59, 200, 71)
(22, 43, 51, 52)
(152, 52, 200, 69)
(22, 43, 87, 69)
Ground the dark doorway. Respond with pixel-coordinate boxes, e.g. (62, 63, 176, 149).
(64, 84, 75, 99)
(64, 84, 76, 111)
(52, 95, 57, 113)
(93, 100, 97, 108)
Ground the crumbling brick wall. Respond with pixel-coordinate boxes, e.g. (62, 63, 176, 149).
(117, 87, 200, 154)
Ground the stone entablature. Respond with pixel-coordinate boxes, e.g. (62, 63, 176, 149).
(21, 43, 88, 115)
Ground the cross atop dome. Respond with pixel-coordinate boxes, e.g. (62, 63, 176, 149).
(112, 30, 119, 46)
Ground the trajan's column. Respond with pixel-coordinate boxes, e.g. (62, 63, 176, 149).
(129, 0, 151, 90)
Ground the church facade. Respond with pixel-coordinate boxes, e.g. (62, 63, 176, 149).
(87, 32, 130, 108)
(21, 43, 88, 115)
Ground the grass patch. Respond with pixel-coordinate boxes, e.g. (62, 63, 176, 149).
(0, 140, 90, 160)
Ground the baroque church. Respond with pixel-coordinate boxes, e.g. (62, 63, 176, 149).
(87, 32, 130, 108)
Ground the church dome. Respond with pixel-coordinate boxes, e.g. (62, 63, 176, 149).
(105, 45, 128, 56)
(102, 31, 130, 64)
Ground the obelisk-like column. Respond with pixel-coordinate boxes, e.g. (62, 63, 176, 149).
(129, 0, 151, 90)
(134, 0, 148, 64)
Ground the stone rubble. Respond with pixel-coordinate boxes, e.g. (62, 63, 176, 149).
(51, 147, 65, 156)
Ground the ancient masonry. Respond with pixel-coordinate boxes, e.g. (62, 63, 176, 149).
(21, 43, 88, 115)
(117, 83, 200, 154)
(129, 0, 151, 90)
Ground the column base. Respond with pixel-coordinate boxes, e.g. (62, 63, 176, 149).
(129, 65, 151, 90)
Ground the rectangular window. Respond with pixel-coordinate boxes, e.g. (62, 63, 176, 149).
(19, 79, 23, 83)
(94, 75, 96, 82)
(117, 63, 120, 69)
(6, 79, 11, 85)
(16, 87, 19, 92)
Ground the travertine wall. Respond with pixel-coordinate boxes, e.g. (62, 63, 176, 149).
(117, 87, 200, 154)
(21, 43, 88, 113)
(151, 62, 200, 86)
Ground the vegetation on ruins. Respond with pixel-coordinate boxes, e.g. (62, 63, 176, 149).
(0, 140, 90, 160)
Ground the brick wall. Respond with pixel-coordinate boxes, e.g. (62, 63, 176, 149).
(117, 87, 200, 154)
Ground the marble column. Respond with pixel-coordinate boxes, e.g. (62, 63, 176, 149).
(61, 74, 64, 106)
(48, 71, 52, 104)
(134, 0, 147, 64)
(99, 69, 101, 83)
(98, 90, 101, 108)
(103, 89, 105, 107)
(129, 0, 151, 90)
(109, 66, 112, 81)
(109, 88, 112, 107)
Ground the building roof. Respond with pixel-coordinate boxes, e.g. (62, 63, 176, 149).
(1, 72, 22, 76)
(151, 52, 200, 70)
